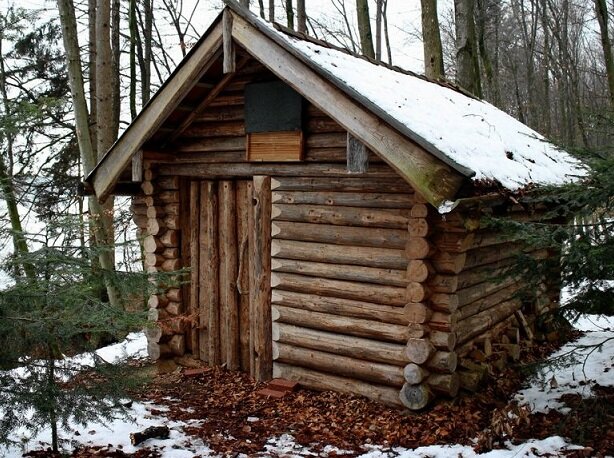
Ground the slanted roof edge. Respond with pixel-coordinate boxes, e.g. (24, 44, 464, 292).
(86, 14, 225, 199)
(223, 0, 476, 179)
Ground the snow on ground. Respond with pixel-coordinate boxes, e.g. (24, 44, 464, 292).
(2, 316, 613, 457)
(515, 314, 614, 414)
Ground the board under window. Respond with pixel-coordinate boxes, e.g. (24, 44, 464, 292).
(245, 81, 303, 161)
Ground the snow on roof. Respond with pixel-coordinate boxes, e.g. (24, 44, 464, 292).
(270, 29, 587, 191)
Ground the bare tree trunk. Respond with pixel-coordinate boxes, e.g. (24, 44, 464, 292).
(421, 0, 445, 79)
(240, 0, 250, 6)
(56, 0, 121, 307)
(111, 0, 120, 139)
(88, 0, 97, 155)
(375, 0, 382, 60)
(286, 0, 295, 29)
(269, 0, 275, 22)
(258, 0, 266, 18)
(382, 0, 392, 63)
(356, 0, 375, 58)
(142, 0, 153, 103)
(297, 0, 307, 33)
(595, 0, 614, 106)
(454, 0, 482, 96)
(475, 0, 493, 96)
(540, 0, 551, 135)
(129, 0, 137, 119)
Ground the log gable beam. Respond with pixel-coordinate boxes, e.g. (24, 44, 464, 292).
(223, 9, 236, 74)
(89, 20, 224, 201)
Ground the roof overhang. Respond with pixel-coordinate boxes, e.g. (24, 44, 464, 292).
(87, 2, 469, 207)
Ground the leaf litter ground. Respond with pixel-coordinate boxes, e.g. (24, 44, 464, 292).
(7, 319, 614, 457)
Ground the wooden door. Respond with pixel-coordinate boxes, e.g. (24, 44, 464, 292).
(187, 177, 272, 380)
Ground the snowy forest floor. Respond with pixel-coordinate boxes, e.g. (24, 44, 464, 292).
(3, 316, 614, 458)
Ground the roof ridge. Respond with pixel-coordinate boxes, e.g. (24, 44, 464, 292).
(270, 22, 478, 100)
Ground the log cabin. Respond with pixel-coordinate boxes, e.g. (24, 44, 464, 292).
(85, 1, 586, 409)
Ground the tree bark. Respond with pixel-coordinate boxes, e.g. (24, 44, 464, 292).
(356, 0, 375, 58)
(454, 0, 482, 96)
(297, 0, 307, 33)
(286, 0, 295, 29)
(269, 0, 275, 22)
(595, 0, 614, 106)
(57, 0, 120, 307)
(421, 0, 445, 79)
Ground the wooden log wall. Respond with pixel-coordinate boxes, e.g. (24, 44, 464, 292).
(137, 164, 188, 362)
(270, 175, 416, 408)
(424, 205, 551, 395)
(134, 63, 562, 408)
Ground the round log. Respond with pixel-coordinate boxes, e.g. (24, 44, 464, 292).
(429, 312, 456, 331)
(271, 258, 408, 287)
(163, 215, 179, 230)
(403, 363, 430, 384)
(146, 206, 166, 219)
(132, 214, 148, 228)
(162, 248, 179, 259)
(145, 253, 164, 267)
(272, 305, 409, 343)
(272, 322, 408, 366)
(427, 351, 458, 373)
(405, 338, 435, 364)
(406, 282, 431, 303)
(143, 235, 164, 253)
(166, 302, 182, 315)
(169, 334, 186, 356)
(144, 324, 162, 342)
(160, 230, 179, 247)
(274, 363, 403, 407)
(161, 258, 180, 272)
(404, 302, 432, 324)
(399, 382, 432, 410)
(432, 252, 466, 274)
(406, 260, 433, 283)
(273, 342, 405, 386)
(271, 239, 407, 270)
(430, 331, 457, 351)
(148, 294, 169, 309)
(158, 191, 180, 203)
(147, 341, 171, 361)
(143, 168, 156, 181)
(164, 203, 180, 216)
(427, 373, 460, 397)
(407, 218, 430, 237)
(271, 272, 406, 306)
(147, 218, 165, 236)
(407, 323, 427, 338)
(141, 181, 154, 195)
(166, 288, 182, 302)
(405, 237, 433, 260)
(410, 204, 429, 218)
(272, 289, 408, 324)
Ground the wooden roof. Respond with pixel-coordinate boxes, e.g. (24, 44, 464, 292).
(87, 1, 471, 207)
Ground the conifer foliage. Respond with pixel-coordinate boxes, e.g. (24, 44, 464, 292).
(488, 151, 613, 321)
(0, 236, 150, 453)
